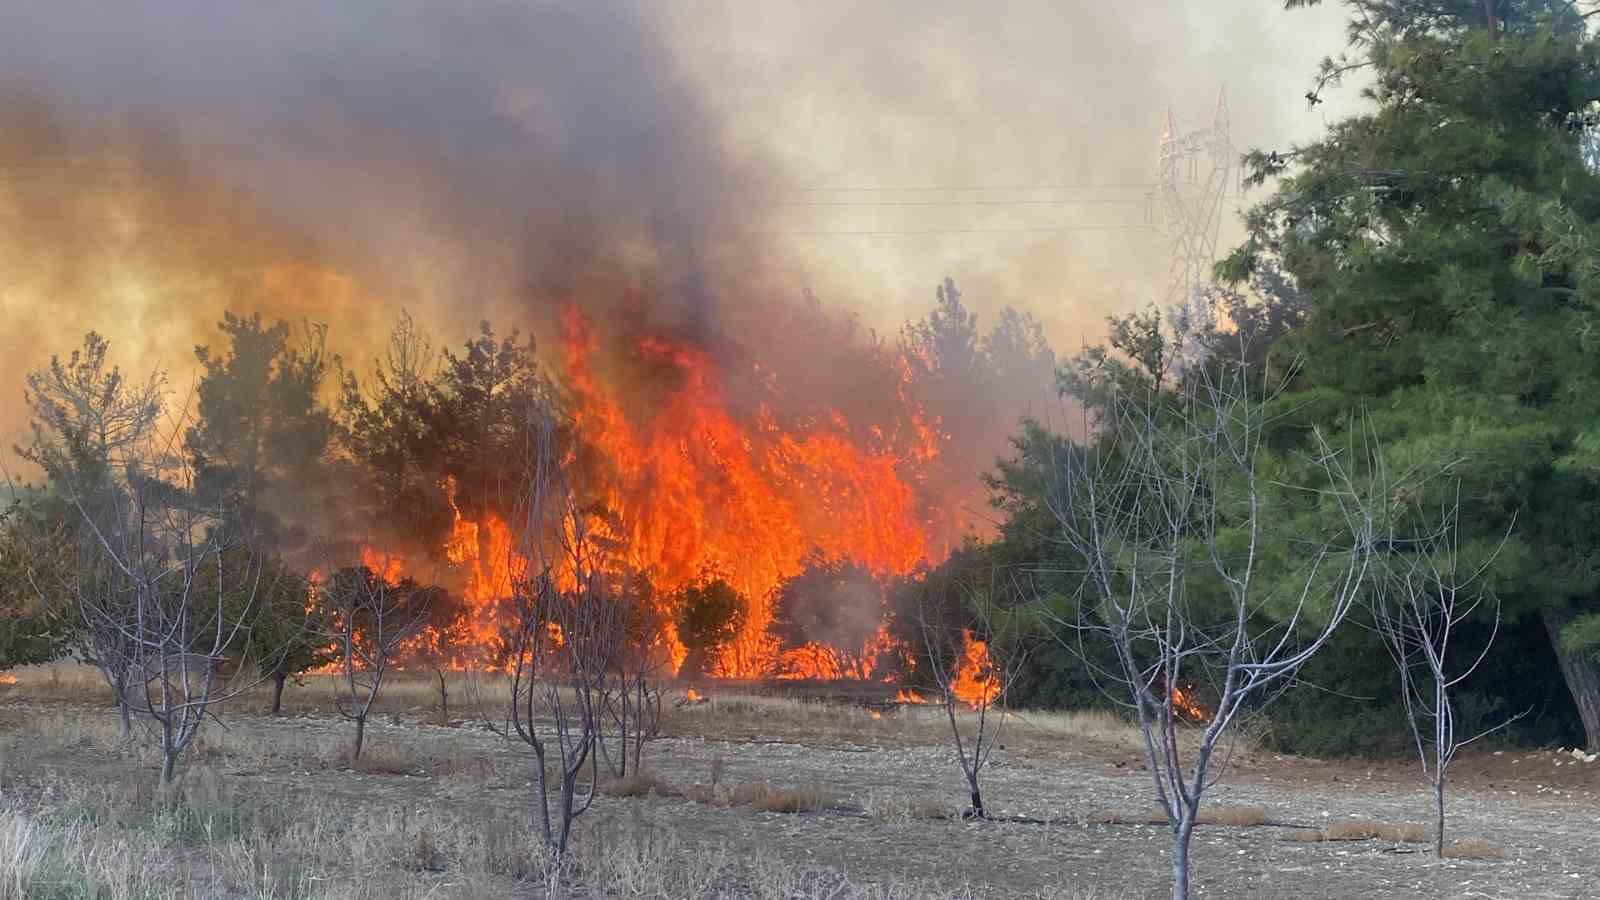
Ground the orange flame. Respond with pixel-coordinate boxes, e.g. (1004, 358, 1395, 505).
(560, 307, 930, 677)
(685, 687, 703, 702)
(0, 673, 17, 686)
(1170, 685, 1210, 723)
(949, 630, 1000, 709)
(894, 689, 930, 705)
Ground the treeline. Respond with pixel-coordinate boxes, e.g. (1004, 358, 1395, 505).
(0, 283, 1055, 686)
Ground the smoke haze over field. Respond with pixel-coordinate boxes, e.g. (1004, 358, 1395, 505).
(0, 0, 1352, 453)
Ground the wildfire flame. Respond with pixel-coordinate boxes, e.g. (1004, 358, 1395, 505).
(320, 307, 968, 685)
(1170, 685, 1210, 723)
(560, 307, 931, 677)
(0, 673, 17, 686)
(949, 630, 1000, 709)
(894, 689, 930, 705)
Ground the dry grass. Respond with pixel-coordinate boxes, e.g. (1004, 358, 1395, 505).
(1196, 805, 1268, 827)
(864, 790, 955, 822)
(1085, 808, 1167, 826)
(604, 770, 675, 799)
(3, 664, 1167, 767)
(1285, 820, 1430, 844)
(729, 782, 839, 814)
(1441, 839, 1507, 860)
(0, 760, 970, 899)
(1085, 804, 1268, 828)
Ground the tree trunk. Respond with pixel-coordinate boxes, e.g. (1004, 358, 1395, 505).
(1171, 818, 1195, 900)
(1434, 776, 1446, 856)
(161, 749, 177, 785)
(116, 688, 131, 737)
(352, 714, 367, 759)
(270, 670, 287, 716)
(435, 670, 448, 721)
(1542, 607, 1600, 750)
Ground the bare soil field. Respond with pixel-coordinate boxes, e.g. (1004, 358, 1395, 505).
(1, 669, 1596, 898)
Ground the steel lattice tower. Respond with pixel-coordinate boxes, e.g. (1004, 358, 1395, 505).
(1155, 87, 1234, 340)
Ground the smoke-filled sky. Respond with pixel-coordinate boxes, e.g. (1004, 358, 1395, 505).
(0, 0, 1357, 450)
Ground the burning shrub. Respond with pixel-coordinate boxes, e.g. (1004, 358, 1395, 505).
(768, 553, 892, 681)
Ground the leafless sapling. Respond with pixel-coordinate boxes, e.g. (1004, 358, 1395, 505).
(598, 568, 666, 780)
(1047, 359, 1379, 900)
(914, 568, 1027, 821)
(319, 547, 429, 760)
(68, 408, 275, 785)
(500, 399, 630, 861)
(1369, 482, 1517, 855)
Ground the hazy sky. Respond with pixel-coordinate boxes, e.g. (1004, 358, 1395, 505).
(658, 0, 1357, 340)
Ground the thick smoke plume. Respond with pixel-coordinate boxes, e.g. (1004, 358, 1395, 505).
(0, 1, 814, 428)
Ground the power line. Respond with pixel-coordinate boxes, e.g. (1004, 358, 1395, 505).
(793, 182, 1156, 193)
(776, 224, 1158, 236)
(777, 197, 1138, 208)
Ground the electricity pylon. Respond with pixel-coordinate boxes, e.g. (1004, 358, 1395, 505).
(1154, 87, 1234, 343)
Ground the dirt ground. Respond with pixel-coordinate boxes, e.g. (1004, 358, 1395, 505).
(2, 682, 1597, 899)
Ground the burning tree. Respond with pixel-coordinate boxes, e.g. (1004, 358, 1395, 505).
(770, 553, 892, 681)
(1049, 352, 1379, 900)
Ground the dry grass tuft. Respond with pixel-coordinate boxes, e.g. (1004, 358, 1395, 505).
(348, 742, 423, 776)
(1441, 839, 1507, 860)
(731, 782, 838, 814)
(864, 790, 954, 822)
(1196, 804, 1268, 827)
(1288, 820, 1430, 844)
(606, 770, 674, 799)
(1377, 822, 1429, 843)
(1322, 818, 1383, 841)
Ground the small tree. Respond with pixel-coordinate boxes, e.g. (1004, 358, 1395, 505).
(599, 568, 666, 779)
(238, 562, 330, 716)
(320, 554, 429, 759)
(17, 332, 164, 730)
(914, 568, 1027, 820)
(674, 575, 747, 677)
(69, 420, 276, 786)
(501, 400, 630, 863)
(1049, 357, 1378, 900)
(0, 502, 73, 672)
(1369, 484, 1517, 855)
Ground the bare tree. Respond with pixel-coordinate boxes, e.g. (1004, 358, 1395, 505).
(597, 568, 666, 780)
(319, 548, 428, 760)
(1369, 483, 1516, 855)
(913, 568, 1027, 821)
(500, 400, 630, 861)
(67, 407, 275, 785)
(1047, 359, 1379, 900)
